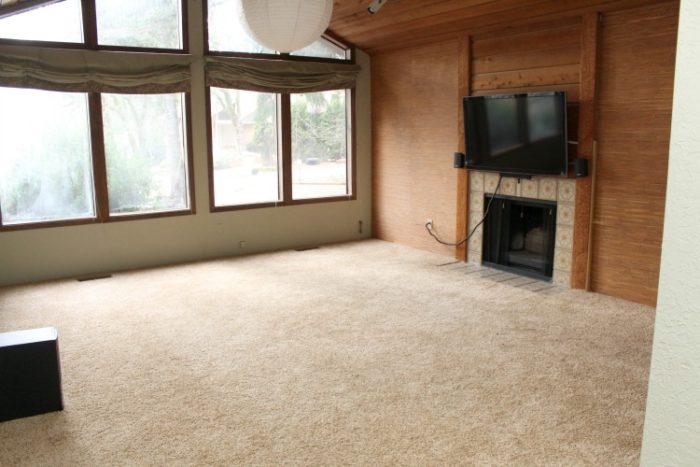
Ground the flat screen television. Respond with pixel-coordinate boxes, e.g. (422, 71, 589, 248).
(463, 91, 568, 176)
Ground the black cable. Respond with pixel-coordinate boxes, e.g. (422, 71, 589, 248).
(425, 174, 504, 247)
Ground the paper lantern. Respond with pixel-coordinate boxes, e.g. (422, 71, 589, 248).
(238, 0, 334, 53)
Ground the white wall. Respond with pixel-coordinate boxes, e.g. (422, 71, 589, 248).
(0, 1, 372, 286)
(640, 0, 700, 464)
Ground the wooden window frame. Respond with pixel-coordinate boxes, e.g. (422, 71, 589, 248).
(205, 87, 356, 213)
(0, 0, 195, 231)
(0, 0, 190, 53)
(202, 0, 355, 64)
(202, 0, 357, 213)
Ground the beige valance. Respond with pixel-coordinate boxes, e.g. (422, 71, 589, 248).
(0, 44, 192, 93)
(205, 56, 360, 93)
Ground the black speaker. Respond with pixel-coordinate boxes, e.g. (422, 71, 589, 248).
(574, 158, 588, 177)
(453, 152, 466, 169)
(0, 327, 63, 422)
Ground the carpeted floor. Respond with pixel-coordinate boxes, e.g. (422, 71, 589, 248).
(0, 240, 655, 466)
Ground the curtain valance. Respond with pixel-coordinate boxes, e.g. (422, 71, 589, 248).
(0, 45, 192, 93)
(205, 56, 360, 93)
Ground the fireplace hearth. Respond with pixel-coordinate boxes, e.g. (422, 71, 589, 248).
(482, 195, 557, 280)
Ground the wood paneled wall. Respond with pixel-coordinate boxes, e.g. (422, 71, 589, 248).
(470, 19, 582, 100)
(371, 3, 678, 306)
(372, 40, 460, 255)
(590, 3, 678, 305)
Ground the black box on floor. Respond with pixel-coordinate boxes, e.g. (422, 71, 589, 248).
(0, 327, 63, 422)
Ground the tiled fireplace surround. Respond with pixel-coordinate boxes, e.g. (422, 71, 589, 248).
(467, 172, 576, 287)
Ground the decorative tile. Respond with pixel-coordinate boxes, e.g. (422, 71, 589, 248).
(500, 177, 516, 196)
(554, 247, 572, 272)
(484, 172, 500, 193)
(557, 203, 574, 226)
(521, 179, 539, 199)
(468, 229, 483, 251)
(539, 178, 557, 201)
(469, 212, 484, 230)
(555, 225, 573, 249)
(558, 179, 576, 202)
(467, 249, 482, 264)
(469, 171, 484, 192)
(469, 193, 484, 212)
(553, 268, 571, 287)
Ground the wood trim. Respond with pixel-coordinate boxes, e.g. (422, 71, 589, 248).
(203, 50, 354, 64)
(206, 87, 356, 213)
(280, 94, 293, 202)
(455, 35, 471, 261)
(349, 88, 357, 198)
(81, 0, 97, 49)
(204, 86, 217, 212)
(571, 12, 600, 290)
(209, 195, 356, 214)
(104, 209, 194, 223)
(0, 217, 100, 232)
(201, 0, 209, 53)
(183, 92, 196, 214)
(211, 202, 280, 213)
(88, 93, 109, 221)
(287, 195, 356, 206)
(180, 0, 189, 54)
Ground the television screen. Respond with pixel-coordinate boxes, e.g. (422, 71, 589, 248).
(463, 92, 568, 176)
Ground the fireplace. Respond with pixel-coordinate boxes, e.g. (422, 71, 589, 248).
(482, 195, 557, 280)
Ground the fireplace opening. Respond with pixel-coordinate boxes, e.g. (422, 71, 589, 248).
(482, 195, 557, 280)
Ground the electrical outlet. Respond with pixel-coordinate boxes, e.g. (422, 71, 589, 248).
(239, 241, 247, 249)
(358, 220, 363, 234)
(426, 218, 433, 228)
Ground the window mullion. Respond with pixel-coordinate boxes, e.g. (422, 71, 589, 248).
(81, 0, 97, 48)
(88, 93, 110, 221)
(280, 93, 292, 204)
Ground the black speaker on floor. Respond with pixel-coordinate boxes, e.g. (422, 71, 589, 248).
(0, 327, 63, 422)
(453, 152, 466, 169)
(574, 158, 588, 177)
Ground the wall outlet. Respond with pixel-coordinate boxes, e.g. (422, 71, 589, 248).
(358, 220, 363, 234)
(239, 240, 247, 249)
(426, 218, 433, 228)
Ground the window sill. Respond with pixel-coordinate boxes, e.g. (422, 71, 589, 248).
(210, 195, 356, 213)
(0, 208, 196, 232)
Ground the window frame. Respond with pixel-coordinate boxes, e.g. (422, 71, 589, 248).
(203, 1, 356, 213)
(0, 0, 195, 231)
(202, 0, 354, 63)
(205, 87, 356, 213)
(0, 0, 189, 53)
(0, 91, 196, 231)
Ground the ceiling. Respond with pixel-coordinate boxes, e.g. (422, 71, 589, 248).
(329, 0, 667, 53)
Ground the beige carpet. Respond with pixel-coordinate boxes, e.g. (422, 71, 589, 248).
(0, 240, 654, 466)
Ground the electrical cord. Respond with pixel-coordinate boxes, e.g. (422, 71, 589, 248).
(425, 174, 504, 247)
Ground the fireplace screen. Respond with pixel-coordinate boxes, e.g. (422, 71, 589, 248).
(482, 195, 557, 280)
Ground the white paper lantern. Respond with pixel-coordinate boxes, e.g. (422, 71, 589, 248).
(238, 0, 334, 53)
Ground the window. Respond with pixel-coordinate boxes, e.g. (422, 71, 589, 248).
(291, 38, 348, 60)
(210, 88, 280, 206)
(102, 93, 190, 215)
(0, 88, 95, 225)
(95, 0, 183, 49)
(207, 0, 273, 54)
(0, 0, 83, 43)
(207, 87, 353, 209)
(291, 90, 348, 199)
